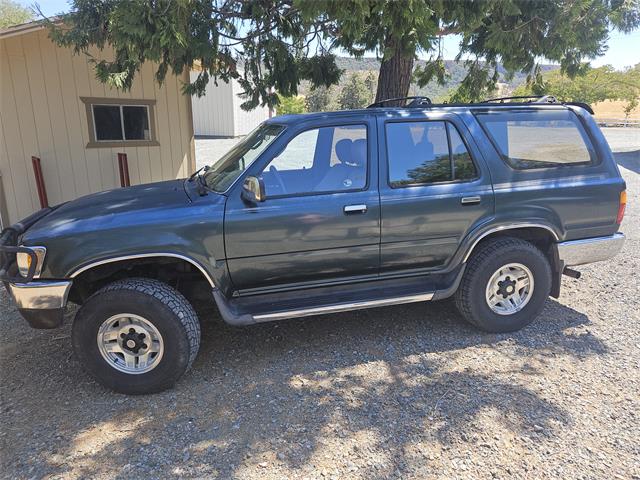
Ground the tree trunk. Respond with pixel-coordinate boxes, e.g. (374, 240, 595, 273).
(375, 36, 414, 104)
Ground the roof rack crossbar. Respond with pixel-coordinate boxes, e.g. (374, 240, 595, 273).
(481, 95, 559, 104)
(367, 96, 432, 108)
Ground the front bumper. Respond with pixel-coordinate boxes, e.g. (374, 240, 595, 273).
(5, 280, 72, 329)
(557, 233, 625, 267)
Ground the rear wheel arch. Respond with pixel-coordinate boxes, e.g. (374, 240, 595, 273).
(462, 225, 563, 298)
(463, 224, 559, 261)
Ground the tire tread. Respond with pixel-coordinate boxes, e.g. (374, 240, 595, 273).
(94, 278, 201, 369)
(455, 237, 550, 331)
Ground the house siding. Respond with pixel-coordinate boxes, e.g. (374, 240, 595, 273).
(232, 80, 271, 136)
(190, 70, 269, 137)
(0, 28, 195, 226)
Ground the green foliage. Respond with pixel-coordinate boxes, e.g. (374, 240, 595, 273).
(48, 0, 640, 108)
(513, 64, 640, 115)
(305, 85, 337, 112)
(326, 57, 558, 103)
(49, 0, 342, 110)
(304, 0, 640, 101)
(338, 72, 376, 110)
(276, 94, 307, 115)
(414, 59, 448, 89)
(0, 0, 33, 29)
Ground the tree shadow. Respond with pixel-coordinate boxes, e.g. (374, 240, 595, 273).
(0, 292, 607, 478)
(614, 149, 640, 174)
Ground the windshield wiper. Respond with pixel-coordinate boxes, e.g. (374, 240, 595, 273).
(188, 165, 210, 195)
(188, 165, 209, 182)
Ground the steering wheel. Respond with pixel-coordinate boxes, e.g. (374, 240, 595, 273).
(269, 165, 287, 195)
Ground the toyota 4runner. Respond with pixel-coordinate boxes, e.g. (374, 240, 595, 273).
(1, 96, 626, 394)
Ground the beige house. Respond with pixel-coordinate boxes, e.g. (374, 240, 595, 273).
(0, 22, 196, 228)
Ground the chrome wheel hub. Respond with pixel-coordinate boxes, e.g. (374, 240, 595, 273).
(485, 263, 534, 315)
(97, 314, 164, 374)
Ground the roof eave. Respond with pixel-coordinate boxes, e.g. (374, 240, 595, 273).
(0, 17, 63, 40)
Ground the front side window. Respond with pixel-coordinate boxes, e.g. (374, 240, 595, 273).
(476, 110, 595, 169)
(260, 124, 367, 197)
(386, 121, 477, 187)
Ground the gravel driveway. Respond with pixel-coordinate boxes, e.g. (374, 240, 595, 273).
(1, 129, 639, 479)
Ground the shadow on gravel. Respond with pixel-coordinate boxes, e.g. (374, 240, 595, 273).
(1, 295, 606, 478)
(614, 149, 640, 174)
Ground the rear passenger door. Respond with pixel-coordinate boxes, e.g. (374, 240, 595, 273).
(378, 112, 494, 274)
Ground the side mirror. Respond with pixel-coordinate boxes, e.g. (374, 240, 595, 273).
(241, 176, 265, 204)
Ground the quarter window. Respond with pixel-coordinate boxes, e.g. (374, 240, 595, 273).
(476, 110, 595, 169)
(386, 121, 477, 187)
(260, 125, 367, 197)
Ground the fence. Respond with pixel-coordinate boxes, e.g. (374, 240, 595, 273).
(595, 118, 640, 128)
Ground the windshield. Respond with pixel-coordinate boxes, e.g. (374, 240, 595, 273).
(203, 124, 284, 192)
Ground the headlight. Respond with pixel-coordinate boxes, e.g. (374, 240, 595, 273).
(16, 246, 46, 278)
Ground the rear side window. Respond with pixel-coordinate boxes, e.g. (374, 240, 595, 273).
(386, 121, 477, 187)
(476, 110, 596, 169)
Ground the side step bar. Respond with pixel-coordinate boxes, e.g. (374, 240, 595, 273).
(253, 292, 434, 322)
(212, 265, 466, 327)
(213, 289, 434, 326)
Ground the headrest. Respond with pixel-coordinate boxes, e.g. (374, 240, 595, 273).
(335, 139, 353, 164)
(351, 139, 367, 167)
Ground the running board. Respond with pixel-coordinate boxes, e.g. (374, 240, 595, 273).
(212, 265, 465, 327)
(213, 265, 464, 325)
(252, 292, 434, 322)
(213, 288, 435, 326)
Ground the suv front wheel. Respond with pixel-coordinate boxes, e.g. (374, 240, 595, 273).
(455, 237, 552, 333)
(72, 278, 200, 394)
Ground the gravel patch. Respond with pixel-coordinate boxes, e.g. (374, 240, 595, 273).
(1, 129, 639, 479)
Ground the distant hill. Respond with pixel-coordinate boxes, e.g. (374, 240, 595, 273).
(332, 57, 559, 101)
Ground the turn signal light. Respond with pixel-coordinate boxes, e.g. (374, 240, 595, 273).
(16, 246, 47, 278)
(616, 190, 626, 225)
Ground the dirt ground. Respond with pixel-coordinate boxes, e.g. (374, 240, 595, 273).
(1, 128, 639, 479)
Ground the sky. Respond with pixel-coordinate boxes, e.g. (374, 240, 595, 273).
(23, 0, 640, 70)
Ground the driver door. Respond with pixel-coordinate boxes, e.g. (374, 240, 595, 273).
(224, 117, 380, 293)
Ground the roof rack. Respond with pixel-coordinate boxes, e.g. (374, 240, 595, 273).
(367, 96, 432, 108)
(364, 94, 594, 114)
(481, 95, 559, 104)
(479, 95, 594, 114)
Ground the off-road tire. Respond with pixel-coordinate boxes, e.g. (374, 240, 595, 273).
(72, 278, 200, 394)
(455, 237, 551, 333)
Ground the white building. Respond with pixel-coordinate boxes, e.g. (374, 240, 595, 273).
(190, 71, 271, 137)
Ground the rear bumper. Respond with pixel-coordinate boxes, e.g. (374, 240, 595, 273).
(557, 233, 625, 267)
(5, 280, 72, 329)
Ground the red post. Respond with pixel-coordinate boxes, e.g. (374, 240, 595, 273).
(117, 153, 131, 187)
(31, 156, 49, 209)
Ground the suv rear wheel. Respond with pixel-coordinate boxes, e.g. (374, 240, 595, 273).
(455, 237, 551, 333)
(72, 278, 200, 394)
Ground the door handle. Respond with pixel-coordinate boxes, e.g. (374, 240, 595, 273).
(461, 196, 481, 205)
(344, 204, 367, 214)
